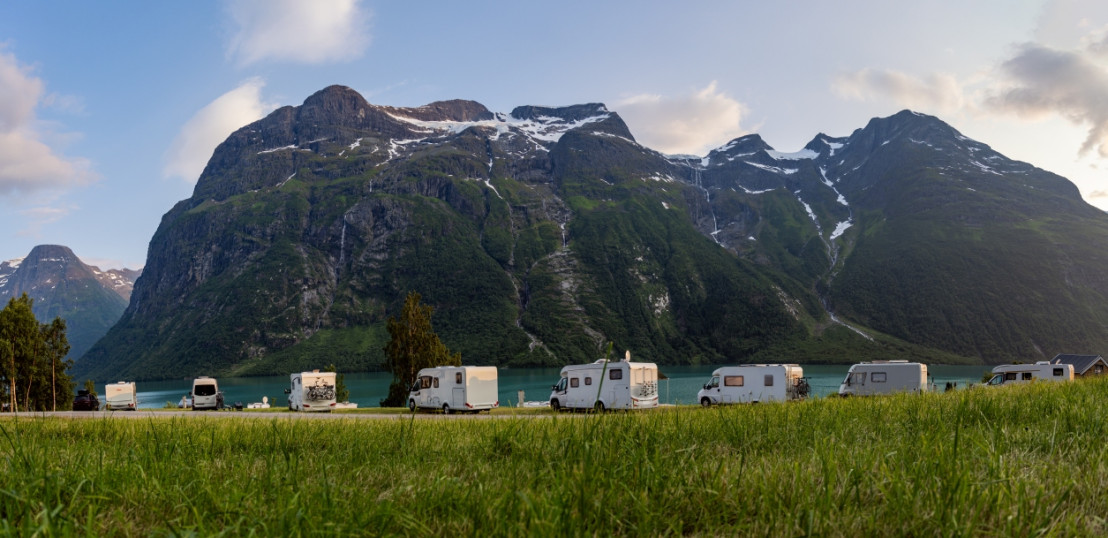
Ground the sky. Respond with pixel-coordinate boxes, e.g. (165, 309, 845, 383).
(2, 0, 1108, 270)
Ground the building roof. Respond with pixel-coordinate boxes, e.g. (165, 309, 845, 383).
(1050, 354, 1107, 375)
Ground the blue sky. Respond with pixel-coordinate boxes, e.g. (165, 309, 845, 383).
(2, 0, 1107, 269)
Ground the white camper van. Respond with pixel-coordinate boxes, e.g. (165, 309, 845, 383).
(191, 376, 224, 410)
(104, 381, 137, 411)
(286, 370, 337, 412)
(838, 360, 928, 396)
(986, 362, 1074, 386)
(697, 364, 809, 406)
(408, 366, 499, 414)
(549, 353, 659, 411)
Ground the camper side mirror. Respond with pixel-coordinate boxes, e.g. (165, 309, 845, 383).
(283, 388, 291, 394)
(703, 383, 711, 390)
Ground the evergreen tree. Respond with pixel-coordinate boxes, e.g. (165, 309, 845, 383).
(380, 292, 461, 407)
(42, 317, 74, 411)
(0, 294, 76, 411)
(325, 363, 349, 403)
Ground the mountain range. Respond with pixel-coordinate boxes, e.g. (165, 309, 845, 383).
(73, 85, 1108, 381)
(0, 244, 140, 361)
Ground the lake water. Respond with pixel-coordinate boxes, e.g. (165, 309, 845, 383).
(129, 364, 992, 409)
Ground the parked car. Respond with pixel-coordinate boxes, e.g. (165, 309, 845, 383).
(73, 390, 100, 411)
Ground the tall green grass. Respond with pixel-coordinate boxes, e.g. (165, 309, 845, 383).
(1, 378, 1106, 535)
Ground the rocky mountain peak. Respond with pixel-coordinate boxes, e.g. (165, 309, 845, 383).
(1, 244, 139, 361)
(709, 134, 771, 160)
(385, 99, 495, 122)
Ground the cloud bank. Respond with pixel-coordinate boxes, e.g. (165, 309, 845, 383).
(0, 49, 94, 197)
(164, 79, 275, 183)
(985, 40, 1108, 157)
(226, 0, 371, 65)
(615, 82, 748, 156)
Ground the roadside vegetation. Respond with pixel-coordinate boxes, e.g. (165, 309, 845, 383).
(0, 378, 1105, 535)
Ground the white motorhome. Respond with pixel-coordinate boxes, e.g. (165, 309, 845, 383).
(986, 362, 1074, 386)
(697, 364, 809, 406)
(408, 366, 499, 414)
(104, 381, 137, 411)
(549, 353, 659, 411)
(191, 376, 224, 410)
(838, 360, 928, 396)
(286, 370, 337, 412)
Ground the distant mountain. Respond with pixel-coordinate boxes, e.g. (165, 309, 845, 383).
(74, 86, 1108, 382)
(0, 245, 141, 362)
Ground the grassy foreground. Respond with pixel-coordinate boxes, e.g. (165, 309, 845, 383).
(1, 379, 1107, 536)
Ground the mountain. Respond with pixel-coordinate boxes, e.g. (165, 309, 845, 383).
(0, 245, 141, 361)
(74, 86, 1108, 381)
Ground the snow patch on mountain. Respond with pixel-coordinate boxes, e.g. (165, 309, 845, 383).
(830, 220, 853, 240)
(387, 109, 612, 146)
(766, 148, 818, 160)
(746, 161, 798, 175)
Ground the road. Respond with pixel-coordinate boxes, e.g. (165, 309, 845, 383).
(0, 409, 569, 420)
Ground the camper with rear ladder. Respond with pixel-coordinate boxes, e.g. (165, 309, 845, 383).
(549, 352, 659, 411)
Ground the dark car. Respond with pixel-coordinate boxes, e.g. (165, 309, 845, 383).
(73, 390, 100, 411)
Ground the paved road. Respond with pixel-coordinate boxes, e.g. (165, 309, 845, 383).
(2, 409, 568, 421)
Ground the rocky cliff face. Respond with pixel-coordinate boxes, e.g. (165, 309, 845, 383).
(74, 86, 1108, 381)
(1, 245, 140, 361)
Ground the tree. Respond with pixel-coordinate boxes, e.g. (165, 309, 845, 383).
(325, 363, 349, 403)
(380, 291, 461, 407)
(0, 294, 76, 411)
(84, 379, 98, 398)
(41, 317, 73, 411)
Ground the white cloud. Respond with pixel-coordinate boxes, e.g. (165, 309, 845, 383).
(164, 79, 276, 183)
(226, 0, 371, 65)
(0, 49, 95, 197)
(614, 82, 748, 156)
(15, 204, 74, 238)
(831, 68, 966, 113)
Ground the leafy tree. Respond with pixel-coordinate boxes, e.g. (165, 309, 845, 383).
(325, 363, 349, 403)
(0, 294, 76, 411)
(84, 378, 98, 398)
(380, 292, 461, 407)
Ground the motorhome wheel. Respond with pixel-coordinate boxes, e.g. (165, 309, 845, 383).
(443, 404, 452, 415)
(594, 401, 605, 413)
(700, 397, 711, 407)
(550, 399, 560, 412)
(408, 399, 416, 412)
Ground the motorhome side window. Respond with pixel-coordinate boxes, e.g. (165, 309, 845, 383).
(1053, 368, 1063, 377)
(1022, 372, 1032, 381)
(570, 378, 579, 388)
(871, 372, 887, 383)
(1004, 373, 1017, 381)
(420, 376, 433, 389)
(764, 375, 774, 386)
(610, 369, 623, 381)
(724, 375, 744, 387)
(849, 372, 865, 385)
(584, 377, 592, 386)
(456, 372, 463, 384)
(433, 377, 440, 388)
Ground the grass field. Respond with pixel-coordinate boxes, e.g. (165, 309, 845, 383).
(1, 378, 1106, 535)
